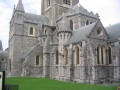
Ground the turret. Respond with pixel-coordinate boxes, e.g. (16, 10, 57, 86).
(57, 13, 72, 46)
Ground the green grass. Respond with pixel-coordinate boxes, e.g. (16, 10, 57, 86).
(6, 77, 117, 90)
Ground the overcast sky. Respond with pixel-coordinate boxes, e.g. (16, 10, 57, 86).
(0, 0, 120, 50)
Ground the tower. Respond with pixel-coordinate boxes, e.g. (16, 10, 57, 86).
(8, 0, 39, 76)
(41, 0, 79, 25)
(8, 0, 25, 76)
(57, 14, 72, 79)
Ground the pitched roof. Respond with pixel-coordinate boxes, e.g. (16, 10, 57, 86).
(23, 13, 50, 25)
(16, 0, 25, 12)
(67, 21, 97, 44)
(106, 23, 120, 42)
(66, 3, 99, 18)
(72, 3, 89, 13)
(0, 50, 8, 59)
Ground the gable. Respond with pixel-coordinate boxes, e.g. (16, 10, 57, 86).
(88, 21, 109, 40)
(67, 21, 97, 44)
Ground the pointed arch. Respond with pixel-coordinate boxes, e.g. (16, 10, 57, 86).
(9, 59, 11, 72)
(86, 20, 89, 25)
(97, 46, 101, 64)
(64, 47, 68, 65)
(54, 49, 59, 65)
(102, 46, 106, 64)
(47, 0, 51, 7)
(70, 20, 73, 30)
(108, 46, 112, 64)
(90, 21, 92, 24)
(30, 27, 33, 35)
(36, 55, 40, 66)
(75, 45, 79, 65)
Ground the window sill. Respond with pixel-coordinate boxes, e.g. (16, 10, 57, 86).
(28, 34, 35, 36)
(34, 65, 41, 67)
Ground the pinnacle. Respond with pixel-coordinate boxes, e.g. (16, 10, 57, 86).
(16, 0, 25, 12)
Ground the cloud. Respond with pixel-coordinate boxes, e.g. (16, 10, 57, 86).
(0, 0, 13, 50)
(80, 0, 120, 26)
(0, 0, 41, 50)
(0, 0, 120, 50)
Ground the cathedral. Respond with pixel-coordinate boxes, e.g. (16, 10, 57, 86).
(7, 0, 120, 84)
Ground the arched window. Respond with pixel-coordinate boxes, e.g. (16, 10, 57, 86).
(45, 30, 47, 35)
(47, 0, 51, 7)
(90, 21, 92, 24)
(102, 46, 106, 64)
(64, 48, 68, 65)
(75, 45, 79, 65)
(29, 27, 33, 35)
(36, 55, 39, 66)
(97, 46, 101, 64)
(86, 20, 89, 25)
(108, 46, 112, 64)
(70, 20, 73, 30)
(10, 59, 11, 72)
(63, 0, 70, 5)
(55, 50, 59, 65)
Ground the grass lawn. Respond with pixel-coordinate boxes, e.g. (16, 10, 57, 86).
(6, 77, 117, 90)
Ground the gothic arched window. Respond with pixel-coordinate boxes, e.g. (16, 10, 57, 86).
(55, 50, 59, 65)
(10, 59, 11, 72)
(97, 46, 101, 64)
(102, 46, 106, 64)
(63, 0, 70, 5)
(47, 0, 51, 7)
(36, 55, 39, 66)
(75, 45, 79, 65)
(64, 48, 68, 65)
(108, 46, 112, 64)
(29, 27, 33, 35)
(70, 20, 73, 30)
(90, 21, 92, 24)
(86, 20, 89, 25)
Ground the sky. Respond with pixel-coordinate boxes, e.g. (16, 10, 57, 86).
(0, 0, 120, 50)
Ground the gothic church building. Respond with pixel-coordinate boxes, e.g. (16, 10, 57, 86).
(8, 0, 120, 84)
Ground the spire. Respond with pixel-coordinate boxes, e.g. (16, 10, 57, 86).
(0, 40, 3, 50)
(16, 0, 25, 12)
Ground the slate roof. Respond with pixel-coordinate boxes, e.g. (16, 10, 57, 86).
(0, 50, 8, 59)
(72, 3, 89, 13)
(106, 23, 120, 42)
(23, 13, 50, 25)
(67, 21, 97, 44)
(24, 44, 38, 57)
(66, 3, 99, 18)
